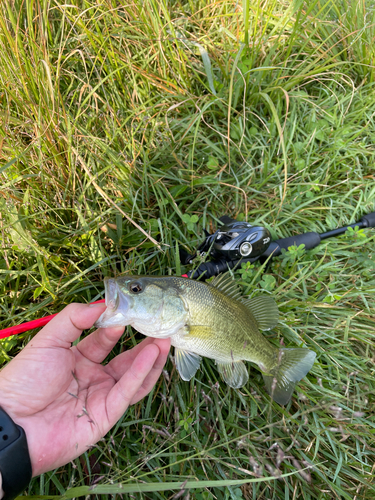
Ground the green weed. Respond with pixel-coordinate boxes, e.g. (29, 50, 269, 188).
(1, 0, 375, 499)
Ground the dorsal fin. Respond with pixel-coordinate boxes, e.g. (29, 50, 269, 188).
(209, 272, 243, 300)
(241, 295, 279, 330)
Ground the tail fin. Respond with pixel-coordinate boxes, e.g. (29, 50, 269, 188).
(262, 348, 316, 405)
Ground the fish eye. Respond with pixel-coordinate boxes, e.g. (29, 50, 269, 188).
(129, 282, 143, 293)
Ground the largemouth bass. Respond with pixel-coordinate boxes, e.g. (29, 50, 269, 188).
(95, 274, 316, 404)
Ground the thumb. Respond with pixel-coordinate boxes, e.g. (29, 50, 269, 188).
(29, 303, 107, 348)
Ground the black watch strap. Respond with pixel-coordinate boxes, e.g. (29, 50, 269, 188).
(0, 407, 32, 500)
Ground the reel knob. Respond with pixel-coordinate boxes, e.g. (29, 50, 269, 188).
(240, 242, 253, 256)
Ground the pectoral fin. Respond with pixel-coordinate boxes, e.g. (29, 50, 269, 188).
(216, 360, 249, 388)
(175, 347, 202, 381)
(187, 325, 215, 339)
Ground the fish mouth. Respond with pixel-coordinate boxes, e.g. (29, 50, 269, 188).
(95, 278, 131, 328)
(104, 277, 118, 309)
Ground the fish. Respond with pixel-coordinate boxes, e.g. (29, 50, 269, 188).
(95, 273, 316, 405)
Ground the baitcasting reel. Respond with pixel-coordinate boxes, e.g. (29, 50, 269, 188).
(197, 216, 271, 261)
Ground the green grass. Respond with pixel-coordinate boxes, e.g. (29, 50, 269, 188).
(1, 0, 375, 498)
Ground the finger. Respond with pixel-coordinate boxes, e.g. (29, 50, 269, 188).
(104, 337, 163, 380)
(75, 325, 125, 364)
(30, 303, 107, 348)
(105, 343, 161, 425)
(129, 338, 170, 405)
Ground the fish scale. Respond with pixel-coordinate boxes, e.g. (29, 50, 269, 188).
(95, 273, 316, 405)
(172, 279, 276, 365)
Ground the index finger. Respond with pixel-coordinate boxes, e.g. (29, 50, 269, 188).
(28, 303, 107, 349)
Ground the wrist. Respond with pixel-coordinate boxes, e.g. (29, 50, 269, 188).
(0, 401, 36, 477)
(0, 407, 32, 499)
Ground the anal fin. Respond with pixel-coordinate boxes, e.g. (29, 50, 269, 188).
(216, 360, 249, 389)
(175, 347, 202, 381)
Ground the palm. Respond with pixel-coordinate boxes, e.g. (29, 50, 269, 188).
(0, 304, 170, 476)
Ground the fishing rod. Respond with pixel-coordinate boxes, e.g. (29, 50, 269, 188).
(1, 211, 374, 339)
(182, 211, 375, 279)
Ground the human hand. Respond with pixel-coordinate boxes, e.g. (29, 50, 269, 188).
(0, 303, 170, 477)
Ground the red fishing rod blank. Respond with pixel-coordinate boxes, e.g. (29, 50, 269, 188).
(0, 299, 106, 339)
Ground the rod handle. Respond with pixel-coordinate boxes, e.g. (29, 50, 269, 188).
(262, 232, 322, 257)
(360, 211, 375, 228)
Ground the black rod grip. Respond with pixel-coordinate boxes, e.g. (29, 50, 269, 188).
(262, 232, 322, 258)
(187, 258, 235, 279)
(360, 211, 375, 228)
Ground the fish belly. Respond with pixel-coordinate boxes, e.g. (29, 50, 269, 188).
(171, 330, 233, 363)
(171, 324, 276, 367)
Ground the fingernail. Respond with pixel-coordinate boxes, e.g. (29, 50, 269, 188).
(89, 302, 106, 308)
